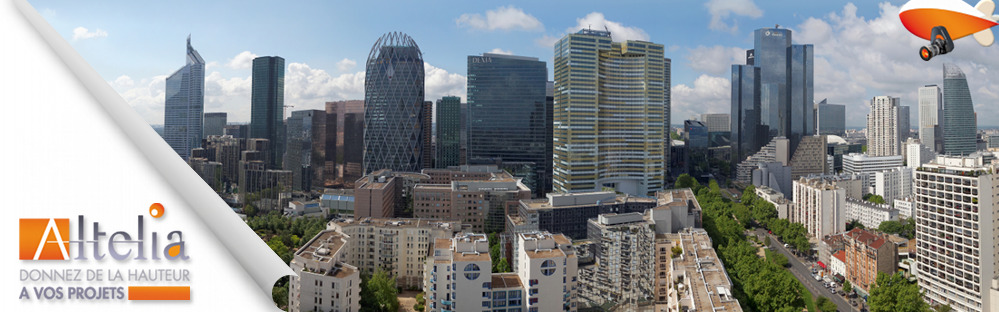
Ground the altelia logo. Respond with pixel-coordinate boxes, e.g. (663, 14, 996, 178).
(18, 203, 188, 261)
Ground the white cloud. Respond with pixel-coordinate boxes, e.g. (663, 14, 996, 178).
(488, 48, 513, 55)
(110, 75, 167, 125)
(284, 62, 365, 111)
(336, 58, 357, 72)
(567, 12, 649, 42)
(705, 0, 763, 33)
(456, 6, 543, 31)
(425, 62, 466, 102)
(687, 46, 746, 76)
(534, 35, 560, 48)
(672, 75, 731, 123)
(72, 27, 107, 40)
(226, 51, 257, 69)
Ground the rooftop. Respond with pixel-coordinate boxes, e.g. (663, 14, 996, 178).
(331, 217, 461, 230)
(670, 228, 742, 312)
(521, 192, 655, 210)
(491, 273, 523, 289)
(846, 228, 887, 249)
(296, 230, 347, 264)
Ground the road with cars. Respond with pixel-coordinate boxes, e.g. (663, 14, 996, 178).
(755, 228, 862, 312)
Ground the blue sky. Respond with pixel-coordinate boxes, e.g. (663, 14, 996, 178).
(29, 0, 999, 127)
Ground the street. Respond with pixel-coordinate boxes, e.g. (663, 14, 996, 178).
(756, 229, 858, 312)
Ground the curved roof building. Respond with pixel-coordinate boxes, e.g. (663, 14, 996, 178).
(363, 32, 426, 173)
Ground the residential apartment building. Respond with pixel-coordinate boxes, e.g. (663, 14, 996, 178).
(915, 153, 998, 312)
(867, 96, 902, 157)
(792, 176, 847, 238)
(329, 218, 464, 289)
(661, 228, 743, 311)
(413, 169, 531, 233)
(845, 198, 899, 229)
(579, 212, 656, 307)
(874, 166, 913, 204)
(424, 232, 578, 312)
(907, 139, 938, 169)
(288, 230, 360, 312)
(844, 228, 897, 294)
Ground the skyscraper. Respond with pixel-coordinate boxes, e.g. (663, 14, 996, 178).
(750, 27, 814, 151)
(731, 64, 762, 171)
(250, 56, 285, 168)
(363, 32, 426, 173)
(203, 112, 227, 137)
(466, 53, 549, 197)
(867, 96, 901, 157)
(942, 64, 977, 156)
(918, 85, 943, 153)
(899, 105, 911, 142)
(324, 100, 364, 187)
(285, 109, 326, 191)
(164, 36, 205, 160)
(422, 101, 433, 169)
(435, 96, 461, 168)
(816, 100, 845, 135)
(553, 29, 667, 196)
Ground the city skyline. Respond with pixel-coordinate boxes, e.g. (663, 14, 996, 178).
(36, 1, 999, 128)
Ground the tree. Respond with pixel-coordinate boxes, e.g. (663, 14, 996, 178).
(846, 219, 865, 231)
(766, 249, 789, 267)
(868, 272, 929, 312)
(272, 279, 288, 310)
(267, 237, 291, 264)
(863, 193, 886, 205)
(817, 296, 838, 312)
(360, 269, 400, 312)
(675, 173, 699, 189)
(932, 304, 953, 312)
(414, 292, 426, 311)
(671, 245, 683, 258)
(843, 280, 853, 294)
(764, 236, 771, 247)
(495, 258, 511, 273)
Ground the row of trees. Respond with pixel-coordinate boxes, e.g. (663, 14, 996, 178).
(688, 177, 809, 312)
(740, 185, 812, 254)
(878, 218, 916, 239)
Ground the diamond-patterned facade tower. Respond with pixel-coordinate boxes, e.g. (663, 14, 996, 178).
(363, 32, 426, 174)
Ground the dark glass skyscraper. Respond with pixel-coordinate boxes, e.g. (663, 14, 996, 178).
(752, 28, 814, 150)
(363, 32, 426, 173)
(816, 100, 845, 135)
(466, 53, 550, 197)
(285, 109, 325, 191)
(250, 56, 285, 168)
(164, 36, 205, 160)
(435, 96, 461, 168)
(731, 64, 762, 171)
(942, 63, 976, 156)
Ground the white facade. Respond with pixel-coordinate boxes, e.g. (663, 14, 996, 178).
(792, 177, 847, 238)
(918, 85, 942, 153)
(330, 218, 463, 289)
(874, 167, 913, 204)
(907, 139, 937, 169)
(867, 96, 901, 157)
(425, 232, 577, 312)
(915, 154, 999, 312)
(894, 198, 914, 220)
(289, 231, 361, 312)
(830, 251, 846, 278)
(845, 198, 899, 229)
(756, 185, 790, 219)
(843, 153, 904, 193)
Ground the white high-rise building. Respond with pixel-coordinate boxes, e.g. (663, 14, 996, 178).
(874, 167, 913, 204)
(867, 96, 902, 157)
(792, 176, 847, 238)
(919, 85, 943, 153)
(288, 230, 361, 312)
(425, 232, 578, 312)
(907, 139, 938, 169)
(915, 153, 998, 312)
(843, 153, 905, 193)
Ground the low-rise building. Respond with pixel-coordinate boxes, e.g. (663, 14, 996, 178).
(330, 218, 464, 289)
(321, 189, 354, 216)
(844, 198, 899, 230)
(844, 228, 897, 294)
(842, 153, 904, 193)
(413, 169, 531, 233)
(288, 230, 360, 312)
(830, 250, 847, 280)
(508, 191, 656, 240)
(892, 197, 914, 220)
(755, 185, 790, 219)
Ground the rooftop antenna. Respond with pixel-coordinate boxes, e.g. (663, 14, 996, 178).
(775, 24, 780, 29)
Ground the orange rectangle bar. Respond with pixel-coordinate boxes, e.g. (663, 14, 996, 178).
(127, 286, 190, 300)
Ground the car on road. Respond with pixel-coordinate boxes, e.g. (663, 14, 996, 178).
(784, 243, 789, 248)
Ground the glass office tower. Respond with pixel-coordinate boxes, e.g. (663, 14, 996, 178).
(250, 56, 285, 168)
(466, 53, 549, 196)
(918, 85, 942, 152)
(816, 100, 845, 135)
(731, 64, 762, 171)
(942, 63, 976, 156)
(553, 29, 667, 196)
(164, 36, 205, 160)
(436, 96, 461, 168)
(751, 28, 814, 151)
(363, 32, 426, 173)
